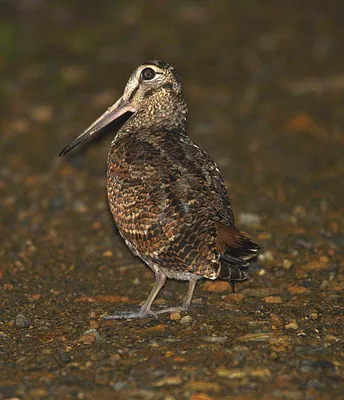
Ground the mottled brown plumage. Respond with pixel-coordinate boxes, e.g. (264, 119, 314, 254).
(60, 60, 260, 319)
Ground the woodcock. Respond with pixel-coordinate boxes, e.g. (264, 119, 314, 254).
(60, 60, 260, 319)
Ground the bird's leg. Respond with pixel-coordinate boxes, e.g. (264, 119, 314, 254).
(104, 271, 167, 320)
(154, 278, 198, 315)
(183, 278, 198, 310)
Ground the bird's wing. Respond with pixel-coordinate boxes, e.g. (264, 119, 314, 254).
(108, 129, 238, 278)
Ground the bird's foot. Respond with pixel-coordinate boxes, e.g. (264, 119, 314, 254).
(104, 304, 189, 320)
(104, 309, 158, 320)
(153, 305, 187, 315)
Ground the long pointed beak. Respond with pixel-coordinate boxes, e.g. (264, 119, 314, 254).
(59, 97, 136, 156)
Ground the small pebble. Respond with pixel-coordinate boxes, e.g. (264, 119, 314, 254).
(320, 280, 329, 289)
(238, 212, 261, 226)
(257, 232, 272, 241)
(112, 382, 128, 391)
(222, 293, 244, 302)
(292, 205, 306, 217)
(170, 311, 181, 320)
(259, 250, 274, 262)
(153, 376, 183, 387)
(285, 320, 298, 330)
(180, 315, 193, 324)
(80, 329, 102, 345)
(31, 105, 53, 122)
(201, 280, 230, 292)
(309, 312, 319, 320)
(264, 296, 283, 304)
(15, 314, 31, 328)
(202, 335, 227, 343)
(235, 333, 273, 343)
(73, 200, 88, 213)
(270, 313, 283, 329)
(89, 320, 99, 329)
(288, 285, 307, 294)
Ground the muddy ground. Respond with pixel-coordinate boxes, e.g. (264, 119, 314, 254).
(0, 2, 343, 399)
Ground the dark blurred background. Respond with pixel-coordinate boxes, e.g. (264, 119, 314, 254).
(1, 1, 343, 399)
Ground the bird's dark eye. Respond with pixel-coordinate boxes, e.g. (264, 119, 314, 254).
(141, 67, 156, 81)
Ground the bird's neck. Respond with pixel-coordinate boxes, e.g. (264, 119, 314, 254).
(122, 97, 188, 134)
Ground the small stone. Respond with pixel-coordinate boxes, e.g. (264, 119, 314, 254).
(264, 296, 283, 304)
(325, 334, 339, 342)
(216, 367, 246, 379)
(309, 312, 319, 320)
(242, 288, 280, 297)
(154, 376, 183, 387)
(112, 382, 128, 391)
(27, 388, 47, 398)
(320, 280, 329, 289)
(80, 329, 102, 345)
(202, 335, 227, 343)
(190, 394, 214, 400)
(292, 205, 306, 217)
(180, 315, 193, 324)
(75, 295, 135, 304)
(222, 293, 244, 302)
(170, 311, 181, 320)
(258, 250, 274, 263)
(319, 256, 329, 263)
(89, 320, 99, 329)
(15, 314, 31, 328)
(73, 200, 88, 213)
(249, 368, 272, 379)
(282, 259, 293, 269)
(77, 391, 85, 400)
(201, 280, 230, 292)
(285, 320, 298, 330)
(186, 380, 221, 392)
(235, 333, 273, 343)
(301, 259, 329, 270)
(136, 324, 166, 334)
(270, 313, 283, 329)
(238, 212, 261, 226)
(288, 284, 308, 294)
(92, 221, 101, 229)
(257, 232, 272, 241)
(31, 105, 53, 122)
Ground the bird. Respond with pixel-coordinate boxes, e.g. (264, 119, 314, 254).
(60, 60, 260, 319)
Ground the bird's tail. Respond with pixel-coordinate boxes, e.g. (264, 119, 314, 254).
(215, 223, 260, 290)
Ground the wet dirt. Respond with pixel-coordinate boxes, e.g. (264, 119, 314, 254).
(0, 1, 343, 399)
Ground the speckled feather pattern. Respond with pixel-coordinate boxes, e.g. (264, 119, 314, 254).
(107, 128, 235, 280)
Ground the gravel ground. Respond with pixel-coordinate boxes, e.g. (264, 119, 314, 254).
(1, 2, 343, 399)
